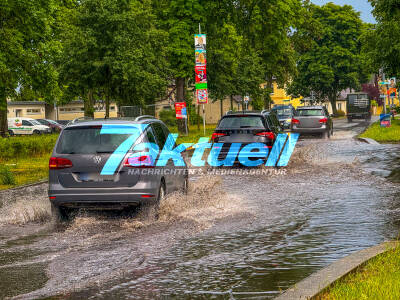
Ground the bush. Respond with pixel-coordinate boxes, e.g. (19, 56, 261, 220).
(0, 134, 58, 160)
(396, 106, 400, 114)
(0, 166, 16, 185)
(159, 109, 177, 127)
(189, 109, 203, 126)
(336, 110, 346, 117)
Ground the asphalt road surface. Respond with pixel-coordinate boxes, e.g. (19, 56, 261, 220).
(0, 118, 399, 299)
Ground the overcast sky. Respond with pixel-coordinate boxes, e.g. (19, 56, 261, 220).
(311, 0, 376, 23)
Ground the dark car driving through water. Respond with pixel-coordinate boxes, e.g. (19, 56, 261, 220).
(48, 116, 188, 223)
(211, 111, 280, 165)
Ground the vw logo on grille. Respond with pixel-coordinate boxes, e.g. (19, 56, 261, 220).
(93, 155, 102, 164)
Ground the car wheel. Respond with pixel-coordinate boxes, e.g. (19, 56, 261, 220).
(8, 130, 14, 136)
(158, 181, 166, 202)
(182, 176, 189, 195)
(321, 131, 328, 139)
(33, 130, 41, 135)
(51, 202, 71, 224)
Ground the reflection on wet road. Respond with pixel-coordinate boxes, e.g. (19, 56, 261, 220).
(0, 119, 399, 299)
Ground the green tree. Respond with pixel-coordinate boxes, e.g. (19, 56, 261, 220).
(207, 23, 242, 116)
(367, 0, 400, 76)
(59, 0, 169, 117)
(0, 0, 61, 136)
(288, 3, 368, 114)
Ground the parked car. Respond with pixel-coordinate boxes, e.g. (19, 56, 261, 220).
(262, 110, 283, 133)
(37, 119, 64, 133)
(56, 120, 70, 126)
(211, 111, 278, 165)
(291, 106, 333, 139)
(49, 116, 188, 222)
(8, 117, 51, 135)
(271, 105, 296, 130)
(346, 93, 372, 122)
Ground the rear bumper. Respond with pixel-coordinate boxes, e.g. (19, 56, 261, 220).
(49, 184, 159, 208)
(348, 113, 370, 119)
(292, 127, 327, 134)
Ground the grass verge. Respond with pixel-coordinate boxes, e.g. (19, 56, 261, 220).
(317, 245, 400, 300)
(359, 117, 400, 143)
(0, 155, 50, 190)
(168, 124, 216, 144)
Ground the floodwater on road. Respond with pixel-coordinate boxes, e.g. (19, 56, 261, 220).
(0, 120, 399, 299)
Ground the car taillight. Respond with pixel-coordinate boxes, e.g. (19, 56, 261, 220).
(292, 118, 300, 124)
(124, 155, 154, 168)
(211, 132, 227, 142)
(49, 157, 73, 169)
(255, 131, 276, 140)
(319, 118, 328, 123)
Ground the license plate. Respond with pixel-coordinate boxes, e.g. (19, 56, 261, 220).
(79, 173, 115, 182)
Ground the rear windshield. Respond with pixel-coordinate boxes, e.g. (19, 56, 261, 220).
(218, 116, 265, 129)
(348, 95, 369, 106)
(296, 109, 324, 116)
(57, 127, 138, 154)
(272, 107, 292, 117)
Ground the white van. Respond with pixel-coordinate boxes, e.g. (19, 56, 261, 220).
(8, 117, 51, 135)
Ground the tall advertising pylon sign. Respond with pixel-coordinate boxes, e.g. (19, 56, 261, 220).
(195, 33, 208, 104)
(195, 28, 207, 135)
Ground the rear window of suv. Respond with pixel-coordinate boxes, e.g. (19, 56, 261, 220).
(218, 116, 265, 129)
(296, 109, 324, 116)
(57, 127, 139, 154)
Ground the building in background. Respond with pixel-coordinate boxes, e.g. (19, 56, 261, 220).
(7, 100, 119, 121)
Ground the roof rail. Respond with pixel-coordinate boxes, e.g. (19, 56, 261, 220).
(134, 115, 157, 121)
(261, 109, 269, 114)
(225, 110, 233, 115)
(67, 117, 94, 126)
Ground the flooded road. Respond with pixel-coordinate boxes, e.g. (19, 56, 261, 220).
(0, 119, 399, 299)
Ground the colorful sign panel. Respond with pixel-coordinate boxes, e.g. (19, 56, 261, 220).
(175, 102, 187, 119)
(194, 34, 206, 49)
(196, 89, 208, 104)
(380, 114, 391, 127)
(195, 49, 207, 66)
(195, 66, 207, 83)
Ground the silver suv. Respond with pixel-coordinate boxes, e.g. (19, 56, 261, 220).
(48, 117, 188, 222)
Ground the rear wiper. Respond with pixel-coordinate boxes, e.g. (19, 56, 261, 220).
(240, 126, 253, 128)
(96, 151, 113, 154)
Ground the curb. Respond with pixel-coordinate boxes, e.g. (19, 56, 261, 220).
(357, 137, 380, 145)
(0, 180, 48, 194)
(275, 241, 399, 300)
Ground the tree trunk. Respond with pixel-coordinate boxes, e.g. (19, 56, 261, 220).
(105, 90, 110, 119)
(220, 98, 223, 117)
(85, 89, 95, 118)
(176, 77, 186, 133)
(230, 95, 233, 111)
(0, 87, 8, 137)
(330, 93, 338, 116)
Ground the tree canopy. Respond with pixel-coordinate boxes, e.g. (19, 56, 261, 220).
(288, 3, 368, 114)
(0, 0, 61, 135)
